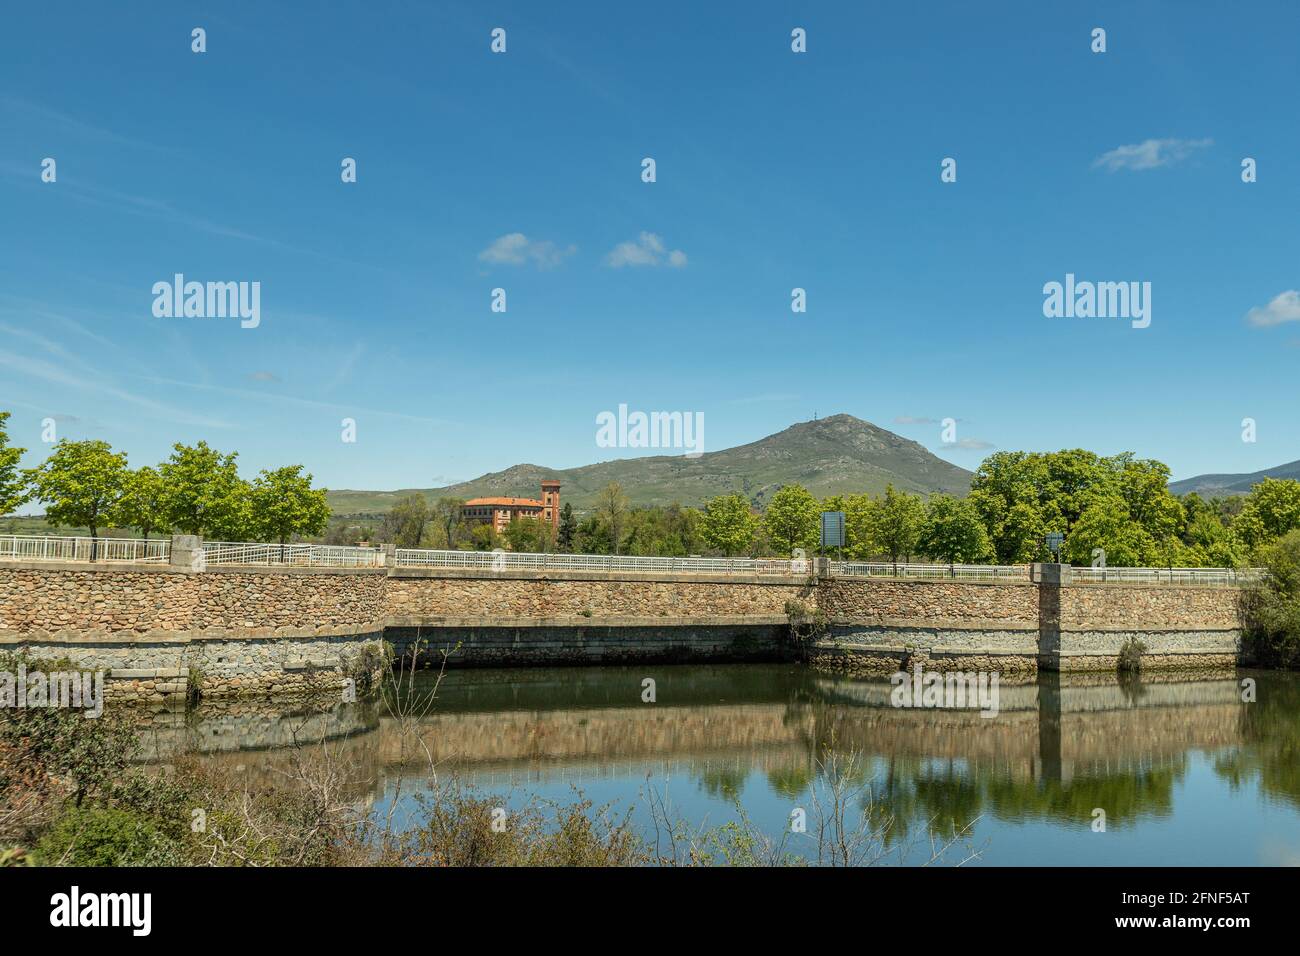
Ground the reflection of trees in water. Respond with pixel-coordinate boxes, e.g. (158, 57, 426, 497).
(985, 764, 1180, 828)
(1212, 672, 1300, 809)
(766, 765, 813, 800)
(754, 749, 1187, 841)
(695, 766, 748, 803)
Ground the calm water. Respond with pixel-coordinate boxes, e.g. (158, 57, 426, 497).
(143, 664, 1300, 865)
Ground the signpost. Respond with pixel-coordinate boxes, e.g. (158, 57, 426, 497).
(820, 511, 845, 559)
(1046, 532, 1064, 559)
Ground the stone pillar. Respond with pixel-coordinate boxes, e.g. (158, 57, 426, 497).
(381, 543, 396, 568)
(169, 534, 204, 572)
(1032, 563, 1070, 670)
(1032, 562, 1073, 585)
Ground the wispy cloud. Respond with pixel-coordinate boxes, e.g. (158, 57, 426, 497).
(1092, 137, 1212, 172)
(246, 370, 280, 383)
(941, 438, 995, 450)
(478, 233, 576, 269)
(893, 415, 937, 425)
(0, 350, 235, 430)
(605, 232, 687, 268)
(1245, 290, 1300, 327)
(144, 375, 450, 427)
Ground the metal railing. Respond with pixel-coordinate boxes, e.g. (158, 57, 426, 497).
(394, 548, 812, 575)
(202, 541, 385, 568)
(0, 534, 170, 564)
(828, 561, 1030, 581)
(0, 534, 1266, 584)
(1069, 566, 1261, 586)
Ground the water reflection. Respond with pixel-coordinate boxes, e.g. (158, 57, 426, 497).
(136, 664, 1300, 864)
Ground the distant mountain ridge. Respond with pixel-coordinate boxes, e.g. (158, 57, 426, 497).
(1169, 458, 1300, 497)
(326, 414, 973, 514)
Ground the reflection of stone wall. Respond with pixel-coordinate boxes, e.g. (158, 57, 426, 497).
(388, 623, 785, 667)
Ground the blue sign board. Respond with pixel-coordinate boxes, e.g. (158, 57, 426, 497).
(820, 511, 846, 549)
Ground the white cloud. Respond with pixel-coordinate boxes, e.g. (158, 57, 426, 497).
(478, 233, 575, 269)
(1246, 290, 1300, 327)
(1092, 137, 1212, 172)
(605, 232, 687, 268)
(893, 415, 937, 425)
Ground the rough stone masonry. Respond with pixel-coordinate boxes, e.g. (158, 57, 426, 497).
(0, 556, 1243, 702)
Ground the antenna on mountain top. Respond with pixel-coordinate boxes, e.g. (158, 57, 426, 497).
(813, 410, 818, 421)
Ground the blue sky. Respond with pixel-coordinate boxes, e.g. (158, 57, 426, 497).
(2, 1, 1298, 498)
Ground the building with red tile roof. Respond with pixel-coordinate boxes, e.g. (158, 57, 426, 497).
(462, 481, 561, 535)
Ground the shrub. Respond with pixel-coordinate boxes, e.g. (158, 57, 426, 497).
(1240, 530, 1300, 668)
(1118, 637, 1147, 673)
(36, 803, 185, 866)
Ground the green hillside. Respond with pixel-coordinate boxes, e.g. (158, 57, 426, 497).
(327, 414, 973, 515)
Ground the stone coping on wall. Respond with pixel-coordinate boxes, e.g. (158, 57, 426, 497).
(1057, 626, 1239, 635)
(0, 622, 385, 644)
(823, 574, 1036, 586)
(824, 615, 1039, 631)
(0, 559, 388, 578)
(388, 567, 811, 585)
(813, 640, 1036, 657)
(385, 614, 790, 628)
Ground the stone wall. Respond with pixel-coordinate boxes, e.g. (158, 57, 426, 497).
(385, 568, 810, 622)
(0, 560, 1250, 702)
(809, 577, 1041, 676)
(0, 562, 387, 701)
(1049, 582, 1240, 671)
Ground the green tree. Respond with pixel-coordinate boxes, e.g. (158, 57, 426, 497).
(249, 465, 331, 557)
(158, 441, 247, 539)
(0, 411, 29, 516)
(763, 484, 820, 556)
(556, 502, 577, 552)
(503, 515, 553, 552)
(1235, 478, 1300, 549)
(1113, 456, 1185, 544)
(381, 493, 430, 548)
(1062, 494, 1154, 567)
(27, 440, 129, 559)
(1240, 530, 1300, 667)
(841, 493, 877, 560)
(968, 452, 1051, 562)
(919, 494, 991, 564)
(433, 496, 465, 551)
(115, 466, 168, 540)
(595, 482, 630, 555)
(700, 493, 759, 556)
(870, 485, 926, 565)
(1183, 510, 1244, 568)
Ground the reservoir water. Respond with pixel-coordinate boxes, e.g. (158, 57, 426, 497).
(142, 663, 1300, 865)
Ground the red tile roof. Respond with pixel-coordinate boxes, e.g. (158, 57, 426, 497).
(463, 497, 544, 507)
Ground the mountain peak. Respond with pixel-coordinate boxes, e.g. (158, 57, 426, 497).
(326, 415, 972, 514)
